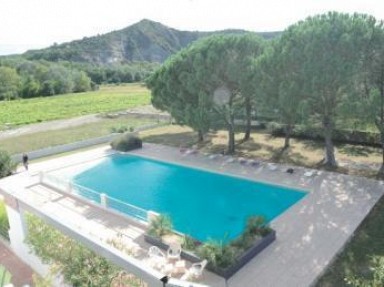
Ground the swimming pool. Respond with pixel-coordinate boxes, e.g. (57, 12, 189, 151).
(73, 154, 306, 242)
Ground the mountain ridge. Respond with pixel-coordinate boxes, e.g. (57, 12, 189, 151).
(23, 19, 281, 64)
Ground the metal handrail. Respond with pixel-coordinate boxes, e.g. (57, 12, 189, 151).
(41, 172, 149, 223)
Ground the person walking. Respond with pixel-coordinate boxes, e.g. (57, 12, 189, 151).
(22, 153, 29, 171)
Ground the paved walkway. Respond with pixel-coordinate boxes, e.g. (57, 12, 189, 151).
(0, 240, 34, 286)
(1, 144, 384, 287)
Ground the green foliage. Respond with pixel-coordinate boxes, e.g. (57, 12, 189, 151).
(147, 214, 173, 238)
(110, 125, 134, 134)
(32, 273, 54, 287)
(0, 150, 16, 178)
(197, 240, 236, 269)
(0, 265, 12, 286)
(0, 116, 156, 155)
(195, 216, 271, 269)
(317, 193, 384, 286)
(0, 201, 10, 241)
(345, 256, 384, 287)
(11, 60, 92, 98)
(0, 66, 20, 100)
(147, 33, 265, 149)
(110, 133, 142, 152)
(182, 235, 198, 251)
(25, 214, 124, 287)
(244, 216, 272, 237)
(230, 216, 271, 252)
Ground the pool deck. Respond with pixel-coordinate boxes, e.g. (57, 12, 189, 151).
(1, 143, 384, 287)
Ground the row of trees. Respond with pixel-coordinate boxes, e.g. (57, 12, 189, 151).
(0, 58, 159, 100)
(78, 62, 159, 85)
(0, 60, 93, 100)
(147, 12, 384, 173)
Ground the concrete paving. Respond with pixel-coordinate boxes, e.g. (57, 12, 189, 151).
(1, 143, 384, 287)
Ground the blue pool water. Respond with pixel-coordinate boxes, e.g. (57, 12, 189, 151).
(73, 155, 306, 242)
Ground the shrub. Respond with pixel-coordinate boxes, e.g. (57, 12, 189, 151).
(147, 214, 173, 238)
(110, 125, 129, 133)
(110, 133, 142, 152)
(230, 216, 272, 251)
(197, 240, 236, 269)
(0, 150, 16, 178)
(182, 235, 199, 252)
(245, 215, 272, 236)
(0, 201, 10, 240)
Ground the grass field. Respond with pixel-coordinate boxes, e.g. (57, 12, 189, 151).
(0, 115, 161, 155)
(0, 83, 150, 127)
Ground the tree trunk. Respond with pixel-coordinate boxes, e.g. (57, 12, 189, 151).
(323, 117, 337, 168)
(379, 142, 384, 178)
(197, 130, 204, 142)
(283, 124, 293, 150)
(227, 124, 235, 154)
(378, 79, 384, 177)
(243, 97, 252, 142)
(227, 111, 236, 154)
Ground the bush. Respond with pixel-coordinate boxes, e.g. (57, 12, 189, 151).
(110, 125, 129, 133)
(197, 240, 236, 269)
(182, 235, 199, 251)
(110, 133, 142, 152)
(244, 215, 272, 237)
(147, 214, 173, 238)
(0, 150, 16, 178)
(0, 201, 10, 240)
(110, 126, 135, 134)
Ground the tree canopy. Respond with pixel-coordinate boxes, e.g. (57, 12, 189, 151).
(147, 33, 265, 152)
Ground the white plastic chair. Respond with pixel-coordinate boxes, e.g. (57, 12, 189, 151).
(181, 259, 208, 281)
(148, 246, 167, 269)
(167, 242, 182, 260)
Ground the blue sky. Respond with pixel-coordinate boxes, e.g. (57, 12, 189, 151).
(1, 0, 383, 55)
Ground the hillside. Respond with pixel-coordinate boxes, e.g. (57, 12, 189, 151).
(23, 19, 281, 64)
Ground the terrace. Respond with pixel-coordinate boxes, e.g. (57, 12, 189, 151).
(1, 143, 383, 286)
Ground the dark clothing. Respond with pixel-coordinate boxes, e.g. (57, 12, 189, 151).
(22, 154, 28, 170)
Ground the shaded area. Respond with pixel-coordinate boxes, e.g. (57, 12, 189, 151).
(338, 145, 379, 158)
(141, 126, 384, 178)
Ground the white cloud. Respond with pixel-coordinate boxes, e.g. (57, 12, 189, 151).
(0, 0, 384, 55)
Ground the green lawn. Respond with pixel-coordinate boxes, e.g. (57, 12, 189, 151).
(0, 115, 161, 155)
(0, 83, 150, 127)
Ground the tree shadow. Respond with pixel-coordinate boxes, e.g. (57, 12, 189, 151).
(261, 145, 310, 166)
(337, 145, 377, 158)
(142, 131, 198, 147)
(302, 139, 324, 151)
